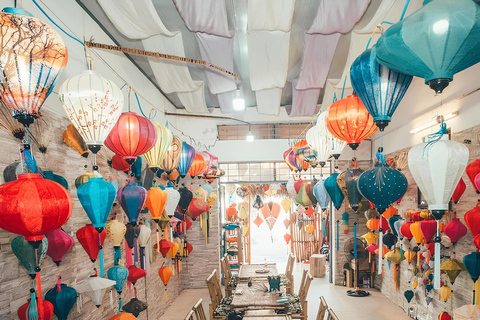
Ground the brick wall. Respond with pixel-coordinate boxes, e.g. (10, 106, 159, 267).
(0, 110, 219, 320)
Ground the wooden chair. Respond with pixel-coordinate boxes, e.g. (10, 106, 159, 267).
(206, 270, 229, 320)
(284, 253, 295, 294)
(291, 270, 313, 320)
(221, 254, 236, 296)
(192, 298, 207, 320)
(326, 308, 339, 320)
(316, 296, 328, 320)
(184, 310, 195, 320)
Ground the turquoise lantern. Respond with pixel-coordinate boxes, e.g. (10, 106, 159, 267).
(108, 265, 129, 312)
(117, 182, 147, 225)
(357, 163, 407, 213)
(350, 46, 413, 131)
(45, 280, 77, 320)
(463, 252, 480, 304)
(130, 157, 142, 179)
(178, 142, 196, 178)
(344, 168, 364, 212)
(43, 171, 69, 190)
(313, 180, 330, 211)
(324, 173, 344, 210)
(375, 0, 480, 94)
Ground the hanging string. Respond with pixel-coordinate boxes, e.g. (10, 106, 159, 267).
(340, 76, 347, 99)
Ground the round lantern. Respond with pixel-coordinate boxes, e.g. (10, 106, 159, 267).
(104, 112, 157, 164)
(1, 8, 68, 126)
(144, 122, 173, 172)
(313, 180, 330, 211)
(0, 173, 72, 246)
(17, 298, 53, 320)
(78, 178, 116, 233)
(178, 142, 196, 178)
(350, 46, 413, 131)
(59, 71, 123, 153)
(188, 153, 207, 178)
(357, 163, 407, 213)
(111, 154, 132, 172)
(45, 228, 74, 266)
(375, 0, 480, 94)
(326, 94, 378, 150)
(466, 160, 480, 193)
(160, 136, 183, 173)
(324, 173, 344, 210)
(117, 183, 147, 225)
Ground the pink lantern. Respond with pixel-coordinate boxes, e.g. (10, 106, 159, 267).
(45, 228, 74, 266)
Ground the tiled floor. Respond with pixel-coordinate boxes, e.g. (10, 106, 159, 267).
(161, 262, 411, 320)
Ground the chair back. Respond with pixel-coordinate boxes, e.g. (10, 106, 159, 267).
(285, 253, 295, 279)
(185, 310, 195, 320)
(299, 272, 313, 303)
(192, 298, 207, 320)
(221, 254, 232, 279)
(206, 270, 223, 309)
(297, 269, 307, 296)
(326, 308, 339, 320)
(316, 296, 328, 320)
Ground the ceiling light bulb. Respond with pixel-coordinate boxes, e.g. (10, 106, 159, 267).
(246, 131, 254, 142)
(233, 88, 245, 111)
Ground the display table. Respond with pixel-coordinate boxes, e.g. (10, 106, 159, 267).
(310, 254, 326, 278)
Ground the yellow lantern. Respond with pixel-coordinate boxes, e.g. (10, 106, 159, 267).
(410, 222, 424, 245)
(439, 285, 452, 302)
(361, 232, 378, 246)
(144, 122, 173, 172)
(105, 217, 127, 263)
(420, 210, 430, 219)
(412, 280, 419, 289)
(305, 224, 314, 234)
(193, 187, 208, 202)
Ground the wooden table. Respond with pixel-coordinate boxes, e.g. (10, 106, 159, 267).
(243, 315, 292, 319)
(230, 282, 286, 311)
(238, 263, 278, 282)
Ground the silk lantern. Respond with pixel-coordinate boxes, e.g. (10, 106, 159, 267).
(159, 239, 174, 258)
(443, 217, 467, 245)
(357, 163, 407, 213)
(438, 311, 452, 320)
(107, 265, 129, 312)
(109, 312, 137, 320)
(128, 266, 147, 299)
(165, 187, 181, 217)
(475, 173, 480, 194)
(117, 182, 147, 225)
(324, 173, 344, 209)
(313, 180, 331, 211)
(283, 148, 297, 171)
(76, 274, 116, 308)
(45, 279, 77, 320)
(178, 142, 196, 178)
(375, 0, 480, 94)
(11, 236, 47, 278)
(78, 178, 116, 233)
(420, 220, 438, 243)
(188, 153, 207, 178)
(350, 46, 413, 131)
(137, 223, 151, 270)
(145, 186, 168, 251)
(187, 199, 210, 220)
(17, 299, 53, 320)
(45, 228, 74, 266)
(76, 225, 106, 263)
(464, 252, 480, 304)
(466, 160, 480, 193)
(0, 173, 72, 246)
(159, 266, 173, 301)
(465, 203, 480, 238)
(75, 170, 95, 189)
(43, 171, 68, 190)
(62, 124, 89, 158)
(144, 122, 173, 172)
(160, 136, 183, 173)
(326, 94, 378, 150)
(104, 112, 157, 164)
(441, 259, 466, 285)
(1, 8, 67, 126)
(123, 298, 148, 317)
(294, 138, 318, 166)
(178, 186, 193, 214)
(305, 125, 328, 166)
(452, 178, 467, 204)
(124, 223, 140, 267)
(106, 217, 127, 264)
(344, 168, 364, 211)
(111, 154, 132, 172)
(59, 71, 123, 154)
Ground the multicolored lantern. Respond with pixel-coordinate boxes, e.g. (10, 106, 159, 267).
(117, 182, 147, 225)
(294, 138, 318, 166)
(104, 112, 157, 164)
(350, 46, 413, 131)
(324, 173, 344, 210)
(45, 228, 74, 266)
(59, 71, 123, 154)
(160, 136, 183, 173)
(144, 122, 173, 172)
(0, 8, 68, 126)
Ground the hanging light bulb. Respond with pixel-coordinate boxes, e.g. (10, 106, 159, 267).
(233, 86, 245, 111)
(246, 126, 254, 142)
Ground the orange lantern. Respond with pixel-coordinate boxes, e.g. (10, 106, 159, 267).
(366, 218, 380, 231)
(158, 265, 173, 301)
(145, 187, 168, 222)
(410, 222, 424, 245)
(382, 206, 398, 219)
(284, 234, 292, 244)
(305, 224, 314, 234)
(326, 94, 378, 150)
(187, 153, 207, 178)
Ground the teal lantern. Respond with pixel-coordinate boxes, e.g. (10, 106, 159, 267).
(404, 290, 414, 303)
(344, 168, 364, 212)
(313, 180, 330, 211)
(43, 171, 69, 190)
(388, 215, 402, 237)
(45, 281, 77, 320)
(117, 182, 147, 225)
(350, 46, 413, 131)
(375, 0, 480, 94)
(11, 235, 47, 278)
(130, 157, 142, 179)
(324, 173, 344, 210)
(464, 252, 480, 304)
(108, 265, 129, 312)
(357, 163, 407, 213)
(178, 142, 196, 178)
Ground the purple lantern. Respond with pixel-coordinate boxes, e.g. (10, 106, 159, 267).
(117, 182, 147, 225)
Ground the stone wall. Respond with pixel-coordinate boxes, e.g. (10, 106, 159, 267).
(0, 110, 219, 320)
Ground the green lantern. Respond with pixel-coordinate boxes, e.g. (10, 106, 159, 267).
(11, 235, 48, 278)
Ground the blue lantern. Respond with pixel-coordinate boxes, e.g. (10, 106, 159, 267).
(77, 178, 116, 233)
(117, 183, 147, 225)
(43, 171, 69, 190)
(463, 252, 480, 304)
(108, 265, 129, 312)
(388, 215, 402, 237)
(357, 163, 407, 214)
(45, 282, 77, 320)
(350, 46, 413, 131)
(324, 173, 344, 210)
(375, 0, 480, 94)
(178, 142, 196, 178)
(344, 168, 364, 212)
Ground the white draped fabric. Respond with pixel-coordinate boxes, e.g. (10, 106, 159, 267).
(247, 0, 296, 115)
(98, 0, 211, 113)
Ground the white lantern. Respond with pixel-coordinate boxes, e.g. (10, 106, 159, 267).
(137, 224, 152, 247)
(408, 125, 468, 289)
(59, 70, 123, 153)
(76, 276, 116, 307)
(164, 187, 180, 217)
(306, 125, 330, 167)
(329, 136, 347, 159)
(286, 177, 296, 198)
(316, 111, 346, 159)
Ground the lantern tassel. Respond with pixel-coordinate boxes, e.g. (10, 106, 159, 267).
(145, 245, 151, 277)
(336, 220, 339, 251)
(164, 288, 168, 302)
(56, 275, 62, 292)
(378, 229, 383, 275)
(114, 246, 121, 265)
(99, 234, 105, 277)
(35, 250, 44, 320)
(125, 240, 132, 267)
(109, 290, 113, 309)
(134, 238, 138, 263)
(156, 229, 160, 253)
(27, 290, 38, 320)
(434, 222, 441, 290)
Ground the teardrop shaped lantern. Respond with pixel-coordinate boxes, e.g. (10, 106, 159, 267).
(144, 122, 173, 172)
(376, 0, 480, 94)
(11, 235, 48, 278)
(160, 136, 183, 173)
(45, 228, 74, 266)
(145, 187, 168, 222)
(294, 139, 318, 167)
(350, 46, 413, 131)
(178, 186, 193, 214)
(76, 224, 106, 263)
(178, 142, 196, 178)
(63, 124, 89, 158)
(305, 125, 328, 167)
(344, 168, 364, 212)
(452, 178, 466, 203)
(326, 94, 378, 150)
(0, 8, 68, 126)
(164, 187, 181, 217)
(78, 178, 116, 233)
(357, 163, 407, 214)
(188, 153, 207, 178)
(466, 160, 480, 194)
(59, 71, 123, 153)
(117, 182, 147, 225)
(105, 217, 126, 264)
(324, 173, 344, 210)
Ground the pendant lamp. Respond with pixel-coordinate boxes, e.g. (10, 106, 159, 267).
(76, 225, 106, 263)
(375, 0, 480, 94)
(305, 125, 328, 167)
(344, 168, 364, 212)
(137, 223, 151, 270)
(59, 71, 123, 154)
(45, 279, 77, 320)
(107, 265, 128, 312)
(160, 136, 183, 173)
(76, 274, 116, 308)
(144, 122, 173, 173)
(105, 112, 157, 164)
(178, 142, 196, 178)
(283, 148, 298, 171)
(0, 8, 67, 126)
(350, 46, 413, 131)
(408, 124, 468, 289)
(117, 183, 147, 225)
(324, 173, 344, 210)
(326, 94, 378, 150)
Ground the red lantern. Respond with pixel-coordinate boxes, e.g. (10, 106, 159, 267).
(294, 179, 303, 194)
(18, 299, 53, 320)
(438, 311, 451, 320)
(466, 159, 480, 193)
(380, 216, 390, 234)
(226, 206, 237, 217)
(451, 178, 466, 204)
(76, 224, 106, 262)
(326, 94, 378, 150)
(187, 153, 207, 178)
(400, 221, 413, 239)
(419, 220, 437, 243)
(111, 154, 132, 171)
(0, 173, 72, 245)
(465, 203, 480, 237)
(186, 199, 210, 220)
(45, 228, 74, 266)
(185, 217, 192, 231)
(104, 112, 157, 164)
(159, 239, 174, 258)
(474, 234, 480, 251)
(443, 216, 467, 245)
(128, 265, 147, 285)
